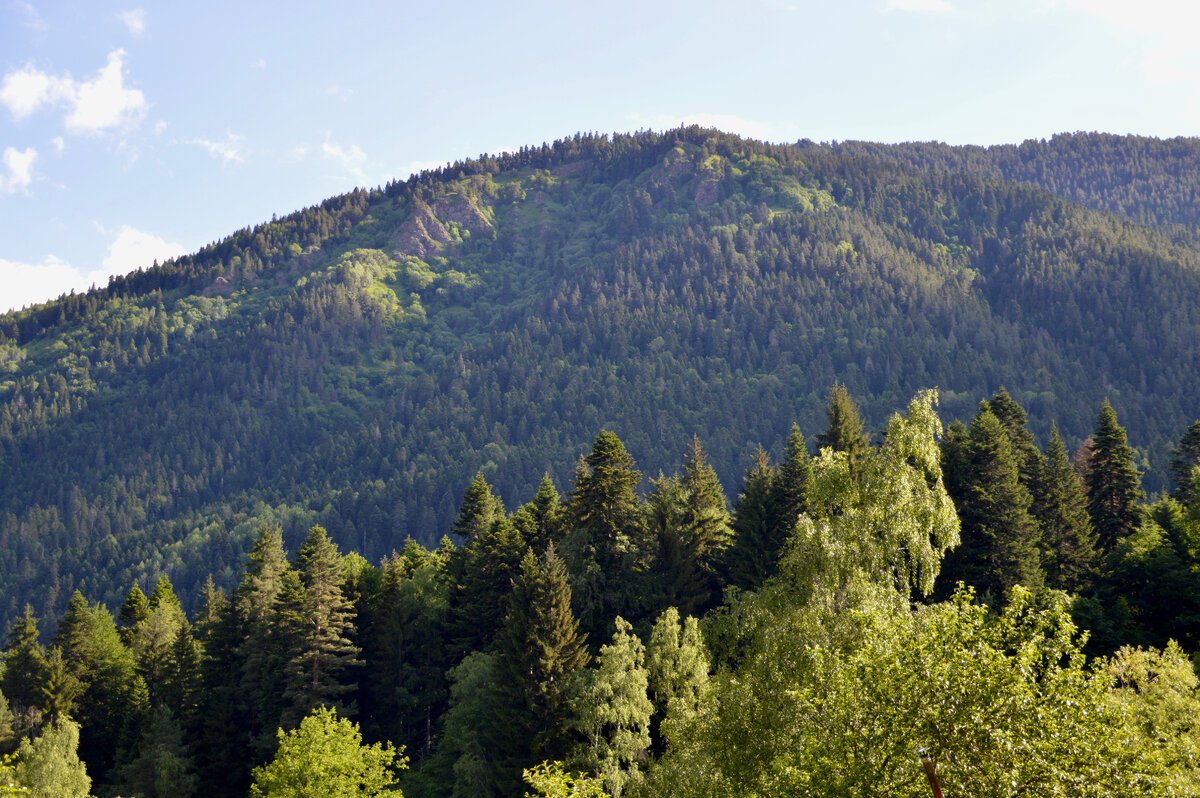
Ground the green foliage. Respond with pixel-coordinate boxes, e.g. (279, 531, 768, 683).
(12, 717, 90, 798)
(814, 382, 871, 468)
(250, 706, 403, 798)
(568, 617, 652, 797)
(523, 761, 610, 798)
(1087, 401, 1145, 551)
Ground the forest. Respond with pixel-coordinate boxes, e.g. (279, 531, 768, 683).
(4, 127, 1200, 793)
(3, 385, 1200, 796)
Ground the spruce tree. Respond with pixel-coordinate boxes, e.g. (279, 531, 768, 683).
(1, 607, 48, 715)
(723, 446, 781, 591)
(447, 516, 526, 657)
(940, 408, 1042, 598)
(1169, 420, 1200, 504)
(281, 526, 362, 728)
(234, 526, 291, 739)
(1036, 424, 1098, 592)
(1085, 401, 1144, 551)
(117, 586, 150, 647)
(490, 547, 589, 793)
(773, 424, 813, 524)
(987, 388, 1043, 493)
(512, 473, 565, 555)
(674, 437, 731, 613)
(814, 383, 872, 468)
(452, 472, 506, 542)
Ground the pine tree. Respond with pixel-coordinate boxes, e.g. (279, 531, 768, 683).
(814, 383, 872, 468)
(1170, 420, 1200, 505)
(282, 526, 362, 728)
(1036, 424, 1098, 592)
(723, 446, 781, 591)
(490, 547, 589, 793)
(452, 472, 506, 542)
(447, 516, 526, 657)
(1, 607, 48, 715)
(941, 408, 1042, 598)
(1086, 401, 1144, 551)
(117, 585, 150, 647)
(987, 388, 1043, 493)
(564, 430, 647, 640)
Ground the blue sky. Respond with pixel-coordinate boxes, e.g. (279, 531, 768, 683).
(2, 0, 1197, 312)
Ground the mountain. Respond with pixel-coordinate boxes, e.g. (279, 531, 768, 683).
(3, 126, 1200, 624)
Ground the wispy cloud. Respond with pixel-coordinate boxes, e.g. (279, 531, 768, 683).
(13, 1, 46, 32)
(0, 254, 89, 312)
(0, 50, 148, 134)
(101, 225, 186, 274)
(118, 9, 147, 35)
(0, 147, 37, 194)
(186, 132, 247, 165)
(886, 0, 953, 11)
(322, 135, 370, 184)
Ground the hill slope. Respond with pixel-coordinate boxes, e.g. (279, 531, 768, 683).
(3, 127, 1200, 622)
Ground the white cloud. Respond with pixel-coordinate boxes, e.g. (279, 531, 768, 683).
(0, 255, 108, 312)
(322, 136, 370, 183)
(51, 136, 64, 154)
(251, 58, 267, 70)
(325, 84, 354, 101)
(118, 9, 147, 35)
(187, 132, 247, 165)
(14, 1, 46, 32)
(886, 0, 953, 11)
(102, 225, 186, 275)
(0, 50, 147, 134)
(0, 66, 73, 120)
(0, 147, 37, 194)
(66, 50, 148, 133)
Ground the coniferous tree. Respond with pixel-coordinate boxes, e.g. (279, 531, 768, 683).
(490, 547, 589, 793)
(987, 388, 1043, 493)
(190, 596, 247, 797)
(1, 607, 48, 716)
(111, 706, 198, 798)
(1086, 401, 1144, 551)
(564, 430, 647, 640)
(38, 647, 80, 725)
(814, 383, 871, 468)
(1036, 424, 1098, 592)
(281, 526, 362, 728)
(448, 517, 526, 658)
(1170, 420, 1200, 504)
(0, 690, 14, 755)
(668, 437, 731, 615)
(234, 526, 292, 743)
(941, 408, 1042, 598)
(452, 472, 506, 542)
(131, 577, 187, 708)
(723, 446, 781, 591)
(117, 586, 150, 647)
(512, 474, 565, 555)
(773, 424, 813, 524)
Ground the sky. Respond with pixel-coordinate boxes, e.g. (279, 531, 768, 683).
(2, 0, 1198, 312)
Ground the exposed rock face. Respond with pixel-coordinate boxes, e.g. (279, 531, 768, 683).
(393, 196, 493, 257)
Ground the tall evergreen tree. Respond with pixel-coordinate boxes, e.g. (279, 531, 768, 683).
(234, 526, 292, 744)
(666, 437, 731, 615)
(940, 407, 1042, 598)
(512, 474, 565, 555)
(281, 526, 362, 728)
(1036, 424, 1098, 592)
(814, 383, 872, 468)
(987, 388, 1043, 493)
(1170, 420, 1200, 505)
(452, 472, 506, 542)
(723, 446, 781, 591)
(1085, 401, 1144, 551)
(1, 607, 48, 716)
(117, 586, 150, 647)
(447, 516, 526, 658)
(773, 424, 813, 524)
(564, 430, 647, 640)
(490, 547, 589, 794)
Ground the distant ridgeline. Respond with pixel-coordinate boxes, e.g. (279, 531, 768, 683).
(3, 126, 1200, 623)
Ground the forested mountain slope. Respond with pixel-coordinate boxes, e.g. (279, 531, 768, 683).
(3, 127, 1200, 624)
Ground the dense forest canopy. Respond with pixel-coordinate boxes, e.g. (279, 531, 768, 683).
(3, 127, 1200, 629)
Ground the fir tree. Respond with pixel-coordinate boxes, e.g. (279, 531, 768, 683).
(282, 526, 362, 728)
(723, 446, 781, 591)
(941, 408, 1042, 598)
(1035, 424, 1098, 592)
(452, 472, 506, 542)
(490, 547, 589, 793)
(987, 388, 1043, 493)
(512, 473, 565, 555)
(1085, 401, 1144, 551)
(1169, 420, 1200, 504)
(1, 607, 48, 715)
(814, 383, 872, 468)
(447, 517, 526, 657)
(117, 585, 150, 647)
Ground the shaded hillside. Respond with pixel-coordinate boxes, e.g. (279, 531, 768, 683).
(2, 127, 1200, 624)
